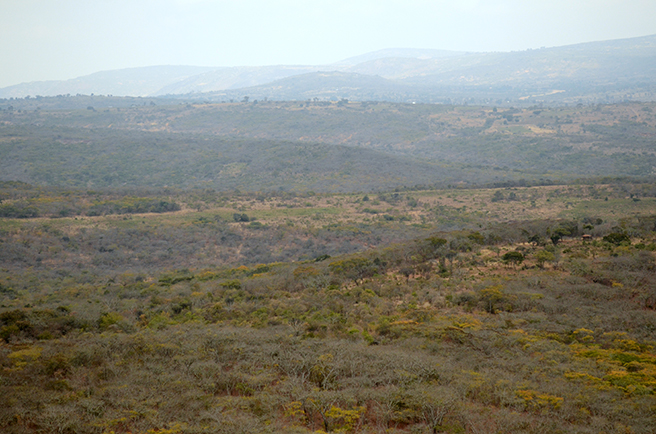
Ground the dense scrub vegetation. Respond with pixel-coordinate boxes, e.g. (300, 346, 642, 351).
(2, 101, 656, 192)
(0, 182, 180, 218)
(0, 123, 481, 192)
(1, 183, 655, 433)
(2, 98, 656, 433)
(1, 181, 654, 270)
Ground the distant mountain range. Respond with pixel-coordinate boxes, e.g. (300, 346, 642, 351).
(2, 35, 656, 104)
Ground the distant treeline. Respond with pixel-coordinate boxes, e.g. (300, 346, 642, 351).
(0, 197, 180, 218)
(86, 198, 180, 216)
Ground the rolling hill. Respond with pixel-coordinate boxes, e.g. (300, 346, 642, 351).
(0, 123, 492, 192)
(0, 66, 215, 99)
(4, 99, 654, 188)
(2, 35, 656, 105)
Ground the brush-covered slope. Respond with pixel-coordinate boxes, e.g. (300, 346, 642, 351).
(5, 99, 654, 183)
(0, 124, 487, 192)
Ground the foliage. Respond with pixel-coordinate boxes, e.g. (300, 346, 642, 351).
(604, 232, 631, 245)
(535, 250, 555, 268)
(501, 251, 524, 266)
(1, 182, 656, 433)
(4, 101, 656, 194)
(87, 198, 180, 216)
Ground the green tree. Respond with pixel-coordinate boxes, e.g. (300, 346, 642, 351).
(603, 232, 630, 245)
(502, 251, 524, 267)
(479, 285, 504, 313)
(233, 213, 250, 222)
(535, 250, 555, 268)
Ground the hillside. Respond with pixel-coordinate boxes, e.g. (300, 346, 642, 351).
(198, 35, 656, 105)
(0, 48, 465, 99)
(3, 31, 656, 433)
(199, 72, 422, 103)
(152, 66, 325, 96)
(0, 123, 490, 192)
(2, 35, 656, 105)
(1, 88, 656, 434)
(0, 66, 215, 99)
(3, 99, 655, 191)
(1, 182, 656, 433)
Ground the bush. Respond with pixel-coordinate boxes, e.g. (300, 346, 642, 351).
(0, 203, 39, 218)
(502, 251, 524, 266)
(603, 232, 631, 245)
(535, 250, 555, 268)
(233, 213, 250, 222)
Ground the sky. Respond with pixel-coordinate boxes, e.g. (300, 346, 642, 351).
(1, 0, 656, 88)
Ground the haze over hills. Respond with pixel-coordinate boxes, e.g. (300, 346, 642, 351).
(201, 35, 656, 105)
(331, 48, 467, 66)
(0, 66, 215, 99)
(2, 34, 656, 104)
(200, 71, 418, 103)
(0, 48, 467, 99)
(151, 65, 325, 96)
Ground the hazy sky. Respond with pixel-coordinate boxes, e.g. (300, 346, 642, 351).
(2, 0, 656, 88)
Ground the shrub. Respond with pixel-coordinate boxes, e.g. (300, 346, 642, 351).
(233, 213, 250, 222)
(501, 251, 524, 267)
(535, 250, 555, 268)
(603, 232, 630, 245)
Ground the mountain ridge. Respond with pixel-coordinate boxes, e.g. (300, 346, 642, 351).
(2, 34, 656, 104)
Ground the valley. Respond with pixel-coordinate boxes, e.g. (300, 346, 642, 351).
(1, 96, 655, 434)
